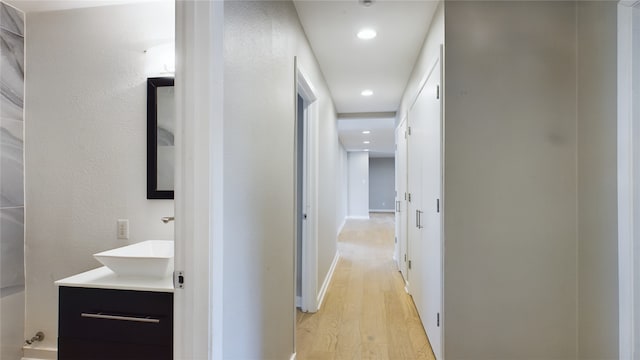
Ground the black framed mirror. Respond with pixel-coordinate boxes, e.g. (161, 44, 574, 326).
(147, 77, 175, 199)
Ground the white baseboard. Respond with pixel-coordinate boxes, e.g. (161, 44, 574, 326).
(316, 251, 340, 310)
(22, 346, 56, 360)
(290, 353, 296, 360)
(337, 218, 346, 236)
(369, 209, 394, 213)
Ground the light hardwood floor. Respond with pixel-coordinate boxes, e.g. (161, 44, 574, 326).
(296, 213, 435, 360)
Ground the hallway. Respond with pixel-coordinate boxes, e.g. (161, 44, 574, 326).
(296, 213, 435, 360)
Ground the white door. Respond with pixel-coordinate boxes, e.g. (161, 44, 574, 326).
(420, 57, 443, 359)
(395, 118, 409, 281)
(407, 90, 425, 310)
(407, 55, 443, 359)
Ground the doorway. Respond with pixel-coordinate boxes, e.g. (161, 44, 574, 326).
(296, 93, 307, 309)
(294, 60, 319, 314)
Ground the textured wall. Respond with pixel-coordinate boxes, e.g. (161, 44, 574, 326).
(223, 1, 341, 357)
(443, 2, 578, 358)
(25, 2, 174, 351)
(0, 1, 25, 359)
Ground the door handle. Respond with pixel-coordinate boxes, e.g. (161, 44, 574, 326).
(416, 210, 424, 229)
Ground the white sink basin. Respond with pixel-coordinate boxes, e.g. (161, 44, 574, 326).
(93, 240, 174, 278)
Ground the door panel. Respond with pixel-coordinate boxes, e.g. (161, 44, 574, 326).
(395, 119, 409, 281)
(407, 56, 443, 359)
(420, 58, 442, 359)
(407, 88, 425, 316)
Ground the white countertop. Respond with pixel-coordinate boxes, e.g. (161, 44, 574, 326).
(55, 266, 174, 293)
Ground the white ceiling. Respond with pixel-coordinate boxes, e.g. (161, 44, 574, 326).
(294, 0, 438, 156)
(338, 116, 396, 157)
(293, 0, 438, 114)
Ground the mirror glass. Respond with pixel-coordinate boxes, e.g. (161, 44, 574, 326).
(156, 86, 175, 191)
(147, 77, 174, 199)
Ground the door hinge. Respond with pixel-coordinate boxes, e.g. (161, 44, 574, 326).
(174, 271, 185, 289)
(407, 126, 412, 136)
(404, 254, 407, 262)
(404, 192, 407, 201)
(408, 260, 412, 270)
(395, 236, 397, 244)
(437, 198, 440, 213)
(408, 193, 412, 202)
(437, 85, 440, 100)
(437, 312, 440, 327)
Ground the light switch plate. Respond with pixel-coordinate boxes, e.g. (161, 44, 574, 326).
(117, 219, 129, 240)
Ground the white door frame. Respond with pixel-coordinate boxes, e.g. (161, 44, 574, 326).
(174, 1, 224, 359)
(295, 60, 320, 313)
(618, 1, 639, 358)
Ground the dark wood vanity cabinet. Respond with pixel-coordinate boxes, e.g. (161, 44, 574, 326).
(58, 286, 173, 360)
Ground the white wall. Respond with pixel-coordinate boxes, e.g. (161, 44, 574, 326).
(369, 157, 395, 211)
(577, 2, 619, 358)
(347, 151, 369, 218)
(24, 2, 174, 351)
(337, 143, 348, 233)
(223, 1, 341, 358)
(443, 2, 578, 358)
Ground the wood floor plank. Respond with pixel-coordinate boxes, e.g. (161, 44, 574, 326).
(296, 213, 435, 360)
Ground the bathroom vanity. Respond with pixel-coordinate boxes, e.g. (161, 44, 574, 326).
(56, 267, 173, 360)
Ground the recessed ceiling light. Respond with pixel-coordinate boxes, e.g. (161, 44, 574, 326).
(357, 28, 377, 40)
(363, 149, 370, 152)
(362, 130, 371, 134)
(363, 141, 370, 144)
(361, 89, 373, 97)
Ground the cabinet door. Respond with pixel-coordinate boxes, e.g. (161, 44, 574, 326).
(59, 286, 173, 359)
(59, 337, 172, 360)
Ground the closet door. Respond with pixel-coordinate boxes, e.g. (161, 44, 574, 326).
(420, 57, 443, 359)
(395, 118, 409, 281)
(407, 84, 426, 317)
(407, 54, 443, 359)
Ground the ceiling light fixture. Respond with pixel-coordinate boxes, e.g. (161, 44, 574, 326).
(362, 130, 371, 134)
(357, 28, 377, 40)
(361, 89, 373, 97)
(363, 141, 370, 144)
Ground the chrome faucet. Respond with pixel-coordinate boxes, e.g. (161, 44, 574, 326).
(161, 216, 175, 224)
